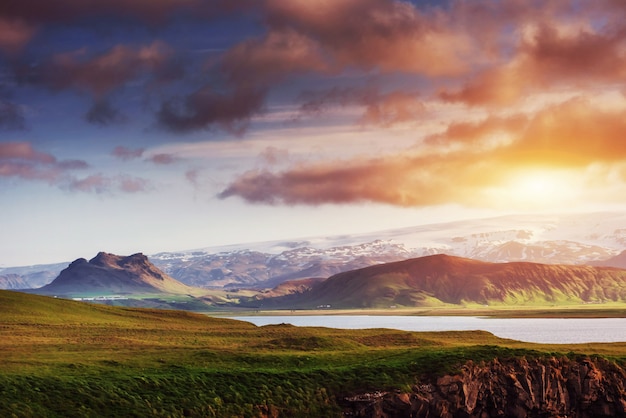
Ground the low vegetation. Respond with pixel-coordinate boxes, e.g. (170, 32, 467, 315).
(2, 290, 626, 417)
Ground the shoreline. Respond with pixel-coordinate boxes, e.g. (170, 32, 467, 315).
(205, 304, 626, 318)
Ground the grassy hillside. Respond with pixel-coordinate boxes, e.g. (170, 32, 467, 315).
(254, 254, 626, 309)
(2, 289, 626, 417)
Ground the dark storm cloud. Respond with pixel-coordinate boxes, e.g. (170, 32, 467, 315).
(0, 0, 257, 26)
(84, 99, 126, 126)
(156, 86, 266, 134)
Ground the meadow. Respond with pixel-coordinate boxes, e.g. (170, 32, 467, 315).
(2, 290, 626, 417)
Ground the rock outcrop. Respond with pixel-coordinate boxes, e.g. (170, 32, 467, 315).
(342, 356, 626, 417)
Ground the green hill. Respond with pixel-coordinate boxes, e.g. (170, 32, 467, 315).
(256, 254, 626, 309)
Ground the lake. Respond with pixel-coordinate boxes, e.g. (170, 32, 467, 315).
(226, 315, 626, 344)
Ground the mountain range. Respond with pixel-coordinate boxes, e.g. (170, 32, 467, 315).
(4, 211, 626, 291)
(24, 250, 626, 311)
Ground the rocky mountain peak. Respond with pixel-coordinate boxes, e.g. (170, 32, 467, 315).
(34, 252, 195, 296)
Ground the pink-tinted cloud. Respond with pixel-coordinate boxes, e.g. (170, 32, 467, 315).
(263, 0, 474, 76)
(147, 153, 176, 165)
(220, 28, 328, 87)
(118, 176, 150, 193)
(0, 18, 37, 53)
(439, 3, 626, 106)
(23, 41, 174, 97)
(57, 159, 89, 170)
(67, 174, 111, 194)
(0, 141, 56, 163)
(66, 174, 151, 194)
(0, 161, 62, 183)
(111, 146, 145, 161)
(218, 153, 485, 207)
(0, 141, 89, 184)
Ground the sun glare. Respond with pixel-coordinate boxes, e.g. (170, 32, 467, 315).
(487, 169, 580, 210)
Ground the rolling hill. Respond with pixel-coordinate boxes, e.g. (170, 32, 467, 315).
(251, 254, 626, 309)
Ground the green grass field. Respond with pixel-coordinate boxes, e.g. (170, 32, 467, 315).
(2, 290, 626, 417)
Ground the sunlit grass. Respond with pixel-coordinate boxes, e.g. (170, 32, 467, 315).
(2, 290, 626, 417)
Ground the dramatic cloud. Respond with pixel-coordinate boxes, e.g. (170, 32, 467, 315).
(220, 99, 626, 207)
(111, 146, 145, 161)
(263, 0, 475, 76)
(218, 153, 487, 207)
(440, 10, 626, 106)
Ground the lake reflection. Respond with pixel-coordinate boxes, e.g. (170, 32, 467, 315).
(226, 315, 626, 344)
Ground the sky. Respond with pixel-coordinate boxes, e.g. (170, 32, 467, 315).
(2, 0, 626, 266)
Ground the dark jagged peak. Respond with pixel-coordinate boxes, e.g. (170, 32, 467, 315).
(34, 252, 197, 296)
(68, 258, 89, 267)
(89, 252, 130, 268)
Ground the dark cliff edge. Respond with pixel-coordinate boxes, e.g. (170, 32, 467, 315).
(341, 356, 626, 418)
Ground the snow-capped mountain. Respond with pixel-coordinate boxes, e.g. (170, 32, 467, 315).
(4, 211, 626, 290)
(150, 240, 412, 289)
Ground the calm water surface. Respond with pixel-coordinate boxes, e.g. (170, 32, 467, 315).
(226, 315, 626, 344)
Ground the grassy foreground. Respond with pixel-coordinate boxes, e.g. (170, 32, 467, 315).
(2, 290, 626, 417)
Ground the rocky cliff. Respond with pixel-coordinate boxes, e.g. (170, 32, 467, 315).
(342, 356, 626, 417)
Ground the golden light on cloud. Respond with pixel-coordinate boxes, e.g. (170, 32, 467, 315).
(486, 168, 580, 210)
